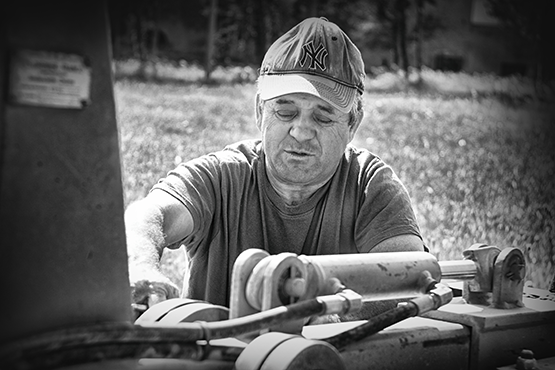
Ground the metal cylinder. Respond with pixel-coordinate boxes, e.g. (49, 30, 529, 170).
(303, 252, 442, 301)
(438, 260, 477, 280)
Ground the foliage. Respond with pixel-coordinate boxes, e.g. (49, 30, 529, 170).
(115, 66, 555, 292)
(108, 0, 438, 70)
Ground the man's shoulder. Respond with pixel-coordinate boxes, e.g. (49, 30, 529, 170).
(177, 140, 261, 177)
(342, 145, 400, 186)
(223, 139, 262, 160)
(344, 144, 384, 169)
(201, 139, 261, 166)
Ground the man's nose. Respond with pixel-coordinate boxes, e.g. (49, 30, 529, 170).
(289, 114, 316, 141)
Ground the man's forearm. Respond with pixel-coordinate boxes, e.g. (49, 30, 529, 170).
(125, 199, 167, 281)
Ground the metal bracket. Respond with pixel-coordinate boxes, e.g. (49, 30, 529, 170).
(462, 244, 526, 308)
(463, 243, 501, 305)
(229, 249, 270, 319)
(492, 247, 525, 308)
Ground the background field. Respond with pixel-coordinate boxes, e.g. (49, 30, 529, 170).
(115, 64, 555, 292)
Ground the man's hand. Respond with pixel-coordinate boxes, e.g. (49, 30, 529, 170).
(306, 314, 342, 325)
(130, 274, 180, 320)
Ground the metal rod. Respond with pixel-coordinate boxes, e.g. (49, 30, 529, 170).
(438, 260, 477, 280)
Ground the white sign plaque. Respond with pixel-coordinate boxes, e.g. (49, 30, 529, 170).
(9, 49, 92, 109)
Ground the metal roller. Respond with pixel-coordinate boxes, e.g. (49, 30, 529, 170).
(157, 302, 229, 324)
(260, 336, 345, 370)
(234, 332, 345, 370)
(134, 298, 201, 324)
(234, 332, 296, 370)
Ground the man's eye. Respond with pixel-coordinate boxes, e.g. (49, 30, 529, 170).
(314, 114, 333, 125)
(275, 110, 297, 121)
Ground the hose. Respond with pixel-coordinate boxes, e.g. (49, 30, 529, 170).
(323, 302, 418, 349)
(2, 286, 448, 369)
(1, 298, 327, 370)
(323, 280, 452, 350)
(196, 297, 324, 338)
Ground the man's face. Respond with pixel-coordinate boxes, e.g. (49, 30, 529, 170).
(258, 93, 356, 188)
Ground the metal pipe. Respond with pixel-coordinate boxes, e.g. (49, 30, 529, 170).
(303, 252, 442, 301)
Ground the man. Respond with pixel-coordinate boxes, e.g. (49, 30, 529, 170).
(126, 17, 424, 311)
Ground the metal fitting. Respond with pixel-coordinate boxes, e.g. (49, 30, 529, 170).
(336, 289, 363, 314)
(430, 282, 454, 308)
(317, 289, 363, 315)
(409, 282, 453, 315)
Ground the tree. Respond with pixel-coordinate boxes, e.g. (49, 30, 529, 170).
(414, 0, 424, 72)
(108, 0, 163, 80)
(412, 0, 441, 76)
(204, 0, 218, 81)
(376, 0, 411, 73)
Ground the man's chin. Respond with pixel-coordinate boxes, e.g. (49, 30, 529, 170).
(276, 169, 319, 184)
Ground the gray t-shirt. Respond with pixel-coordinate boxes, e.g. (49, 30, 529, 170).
(153, 139, 422, 306)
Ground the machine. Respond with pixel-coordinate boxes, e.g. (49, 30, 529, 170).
(2, 244, 555, 369)
(1, 2, 554, 370)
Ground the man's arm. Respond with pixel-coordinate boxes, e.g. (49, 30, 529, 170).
(370, 234, 424, 252)
(125, 189, 193, 310)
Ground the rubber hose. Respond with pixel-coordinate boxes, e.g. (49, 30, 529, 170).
(323, 301, 418, 350)
(174, 297, 325, 339)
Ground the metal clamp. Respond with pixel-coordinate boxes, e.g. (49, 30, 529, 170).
(462, 244, 526, 308)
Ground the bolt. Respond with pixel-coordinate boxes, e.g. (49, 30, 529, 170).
(516, 349, 538, 370)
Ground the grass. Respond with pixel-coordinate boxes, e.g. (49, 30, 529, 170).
(115, 62, 555, 292)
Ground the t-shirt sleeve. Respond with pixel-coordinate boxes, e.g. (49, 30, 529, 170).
(151, 154, 222, 251)
(150, 141, 260, 255)
(355, 159, 423, 253)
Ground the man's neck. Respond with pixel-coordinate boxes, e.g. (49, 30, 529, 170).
(266, 170, 326, 207)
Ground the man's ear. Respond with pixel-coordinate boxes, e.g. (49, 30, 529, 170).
(348, 110, 364, 142)
(255, 94, 263, 131)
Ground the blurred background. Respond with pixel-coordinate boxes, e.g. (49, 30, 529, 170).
(107, 0, 555, 83)
(108, 0, 555, 291)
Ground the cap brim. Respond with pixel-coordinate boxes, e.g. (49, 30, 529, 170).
(258, 74, 356, 113)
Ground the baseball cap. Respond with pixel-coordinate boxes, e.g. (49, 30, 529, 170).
(257, 17, 365, 113)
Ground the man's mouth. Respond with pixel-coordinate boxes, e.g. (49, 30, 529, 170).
(284, 149, 314, 157)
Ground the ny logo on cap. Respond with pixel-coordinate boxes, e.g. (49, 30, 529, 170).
(299, 41, 328, 71)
